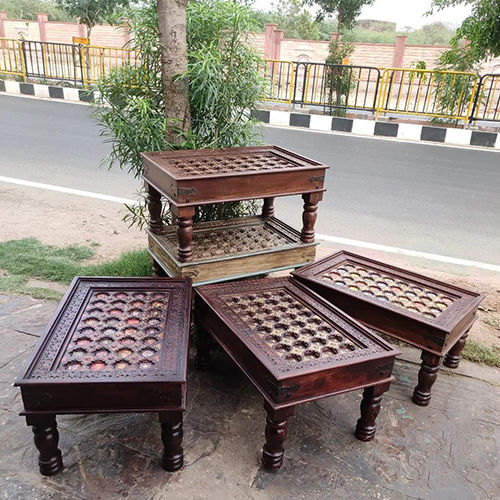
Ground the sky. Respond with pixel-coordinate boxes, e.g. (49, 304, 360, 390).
(252, 0, 473, 30)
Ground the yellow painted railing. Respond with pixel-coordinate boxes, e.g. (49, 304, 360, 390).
(1, 40, 498, 124)
(375, 68, 479, 123)
(82, 45, 141, 84)
(471, 74, 500, 123)
(0, 38, 25, 79)
(260, 59, 295, 104)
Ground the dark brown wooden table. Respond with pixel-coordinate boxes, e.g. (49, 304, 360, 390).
(194, 277, 400, 470)
(141, 145, 329, 284)
(15, 277, 191, 476)
(291, 251, 483, 406)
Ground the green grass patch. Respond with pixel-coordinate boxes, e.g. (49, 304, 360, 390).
(483, 316, 500, 329)
(0, 238, 152, 300)
(462, 340, 500, 367)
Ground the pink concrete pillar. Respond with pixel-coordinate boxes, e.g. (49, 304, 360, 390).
(37, 13, 49, 42)
(0, 12, 7, 39)
(77, 19, 86, 38)
(273, 29, 284, 60)
(264, 23, 277, 60)
(123, 22, 132, 44)
(392, 35, 407, 67)
(330, 32, 342, 43)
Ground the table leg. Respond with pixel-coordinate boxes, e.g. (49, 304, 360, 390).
(147, 183, 164, 234)
(262, 401, 295, 471)
(301, 192, 322, 243)
(159, 411, 184, 472)
(412, 351, 442, 406)
(26, 414, 63, 476)
(262, 197, 275, 218)
(174, 206, 195, 262)
(355, 382, 391, 441)
(195, 326, 212, 371)
(443, 330, 469, 369)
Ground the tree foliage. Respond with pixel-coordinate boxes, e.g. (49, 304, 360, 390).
(93, 0, 264, 226)
(429, 0, 500, 61)
(0, 0, 71, 21)
(252, 0, 321, 40)
(55, 0, 131, 36)
(308, 0, 374, 34)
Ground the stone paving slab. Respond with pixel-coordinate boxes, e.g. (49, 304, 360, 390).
(0, 294, 498, 500)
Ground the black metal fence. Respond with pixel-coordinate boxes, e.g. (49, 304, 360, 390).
(21, 40, 85, 84)
(469, 74, 500, 123)
(291, 62, 381, 114)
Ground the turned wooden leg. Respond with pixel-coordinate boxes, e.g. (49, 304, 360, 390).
(160, 411, 184, 472)
(355, 382, 390, 442)
(195, 327, 212, 371)
(262, 401, 295, 471)
(300, 192, 322, 243)
(26, 414, 63, 476)
(262, 197, 275, 218)
(151, 256, 167, 277)
(147, 183, 164, 234)
(443, 330, 469, 369)
(175, 207, 195, 262)
(412, 351, 442, 407)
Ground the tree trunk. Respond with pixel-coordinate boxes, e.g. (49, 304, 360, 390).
(157, 0, 191, 144)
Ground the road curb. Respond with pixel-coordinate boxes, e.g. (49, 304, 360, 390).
(251, 109, 500, 150)
(0, 79, 97, 104)
(1, 79, 499, 149)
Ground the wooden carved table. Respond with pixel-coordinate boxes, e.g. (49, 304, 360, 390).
(141, 145, 329, 284)
(15, 277, 191, 476)
(194, 277, 400, 470)
(292, 251, 483, 406)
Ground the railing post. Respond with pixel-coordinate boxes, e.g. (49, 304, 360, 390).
(18, 40, 26, 81)
(80, 43, 88, 86)
(467, 75, 482, 125)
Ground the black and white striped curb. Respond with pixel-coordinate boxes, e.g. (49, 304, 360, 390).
(251, 109, 500, 149)
(1, 79, 498, 149)
(0, 79, 97, 103)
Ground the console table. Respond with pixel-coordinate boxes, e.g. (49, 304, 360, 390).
(141, 146, 329, 285)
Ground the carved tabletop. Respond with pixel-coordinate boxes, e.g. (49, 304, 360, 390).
(194, 276, 400, 470)
(15, 277, 192, 413)
(195, 276, 399, 406)
(141, 145, 329, 207)
(291, 251, 483, 407)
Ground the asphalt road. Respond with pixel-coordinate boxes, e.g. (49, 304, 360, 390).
(1, 94, 499, 265)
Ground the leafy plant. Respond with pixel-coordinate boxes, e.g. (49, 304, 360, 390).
(324, 39, 355, 116)
(93, 0, 265, 228)
(55, 0, 133, 37)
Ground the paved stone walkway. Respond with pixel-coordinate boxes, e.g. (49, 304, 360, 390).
(0, 294, 498, 500)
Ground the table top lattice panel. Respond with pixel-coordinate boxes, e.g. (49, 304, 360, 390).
(164, 219, 295, 260)
(18, 278, 191, 383)
(173, 152, 302, 176)
(197, 278, 394, 376)
(59, 290, 169, 372)
(224, 289, 359, 363)
(321, 262, 454, 319)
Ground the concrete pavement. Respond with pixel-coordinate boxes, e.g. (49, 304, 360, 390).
(0, 292, 499, 500)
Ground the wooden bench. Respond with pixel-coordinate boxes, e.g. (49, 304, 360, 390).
(195, 277, 400, 470)
(15, 277, 191, 476)
(292, 251, 483, 406)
